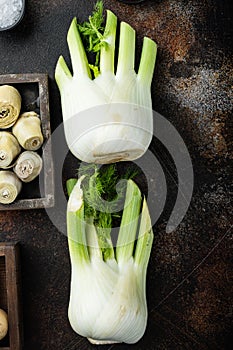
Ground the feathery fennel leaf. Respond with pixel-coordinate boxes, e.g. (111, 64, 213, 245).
(67, 164, 139, 230)
(78, 0, 107, 69)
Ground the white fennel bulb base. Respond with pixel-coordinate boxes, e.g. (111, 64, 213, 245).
(68, 258, 147, 344)
(64, 103, 153, 164)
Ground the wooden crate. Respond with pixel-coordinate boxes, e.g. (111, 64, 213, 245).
(0, 73, 54, 210)
(0, 243, 23, 350)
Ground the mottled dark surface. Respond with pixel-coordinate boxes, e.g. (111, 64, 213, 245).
(0, 0, 232, 349)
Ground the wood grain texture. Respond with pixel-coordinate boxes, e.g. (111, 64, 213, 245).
(0, 243, 23, 350)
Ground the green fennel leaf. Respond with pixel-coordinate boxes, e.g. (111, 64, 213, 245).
(78, 0, 107, 70)
(68, 164, 140, 260)
(76, 164, 138, 229)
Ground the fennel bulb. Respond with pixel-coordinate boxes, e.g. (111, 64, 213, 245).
(67, 166, 153, 344)
(55, 4, 157, 164)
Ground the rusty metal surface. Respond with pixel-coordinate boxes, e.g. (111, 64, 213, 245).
(0, 0, 232, 349)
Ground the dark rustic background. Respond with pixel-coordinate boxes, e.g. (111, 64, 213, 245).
(0, 0, 232, 349)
